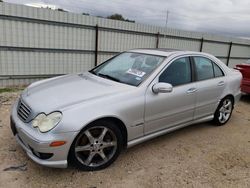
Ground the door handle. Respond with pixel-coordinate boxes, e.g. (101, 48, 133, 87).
(186, 88, 197, 94)
(217, 81, 225, 86)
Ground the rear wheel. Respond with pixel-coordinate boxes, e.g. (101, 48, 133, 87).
(213, 97, 234, 125)
(69, 120, 123, 171)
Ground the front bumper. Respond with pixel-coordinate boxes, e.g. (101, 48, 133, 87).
(10, 101, 78, 168)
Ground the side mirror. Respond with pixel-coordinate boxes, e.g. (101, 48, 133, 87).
(152, 82, 173, 94)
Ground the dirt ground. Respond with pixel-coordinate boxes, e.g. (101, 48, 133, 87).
(0, 91, 249, 188)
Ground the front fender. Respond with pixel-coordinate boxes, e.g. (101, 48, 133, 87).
(51, 90, 145, 141)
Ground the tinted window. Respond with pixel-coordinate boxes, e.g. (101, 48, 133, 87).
(213, 63, 224, 77)
(159, 57, 191, 86)
(194, 57, 214, 81)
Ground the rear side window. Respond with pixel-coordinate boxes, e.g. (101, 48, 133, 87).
(213, 63, 224, 77)
(159, 57, 191, 86)
(194, 57, 214, 81)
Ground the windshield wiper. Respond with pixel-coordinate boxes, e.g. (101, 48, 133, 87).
(98, 73, 121, 83)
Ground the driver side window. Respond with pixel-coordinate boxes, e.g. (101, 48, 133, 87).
(159, 57, 192, 86)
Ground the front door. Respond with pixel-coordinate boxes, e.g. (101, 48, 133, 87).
(144, 56, 197, 135)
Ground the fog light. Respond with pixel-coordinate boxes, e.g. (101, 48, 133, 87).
(50, 141, 66, 147)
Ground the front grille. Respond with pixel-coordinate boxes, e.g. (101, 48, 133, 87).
(17, 99, 32, 122)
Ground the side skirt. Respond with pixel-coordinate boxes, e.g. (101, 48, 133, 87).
(127, 115, 214, 148)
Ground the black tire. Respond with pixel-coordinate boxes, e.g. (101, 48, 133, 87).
(213, 96, 234, 126)
(68, 120, 123, 171)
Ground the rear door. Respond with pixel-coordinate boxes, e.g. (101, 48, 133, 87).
(192, 56, 226, 120)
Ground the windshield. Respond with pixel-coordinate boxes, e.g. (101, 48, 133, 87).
(90, 52, 165, 86)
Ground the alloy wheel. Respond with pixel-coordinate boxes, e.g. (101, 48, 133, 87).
(218, 99, 233, 124)
(74, 126, 117, 167)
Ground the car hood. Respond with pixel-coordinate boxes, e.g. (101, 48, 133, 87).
(21, 72, 133, 113)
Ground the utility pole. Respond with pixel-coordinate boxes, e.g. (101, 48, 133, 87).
(164, 10, 170, 41)
(165, 10, 169, 29)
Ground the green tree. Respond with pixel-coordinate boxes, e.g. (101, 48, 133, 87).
(57, 8, 67, 12)
(82, 12, 90, 16)
(107, 14, 135, 23)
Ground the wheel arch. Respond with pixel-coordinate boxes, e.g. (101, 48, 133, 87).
(72, 116, 128, 150)
(214, 94, 235, 115)
(221, 94, 235, 105)
(94, 117, 128, 149)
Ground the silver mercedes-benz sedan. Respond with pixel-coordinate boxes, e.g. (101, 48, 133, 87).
(10, 49, 242, 171)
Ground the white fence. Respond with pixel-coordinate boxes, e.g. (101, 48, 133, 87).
(0, 2, 250, 87)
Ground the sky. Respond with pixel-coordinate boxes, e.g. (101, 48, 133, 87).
(4, 0, 250, 38)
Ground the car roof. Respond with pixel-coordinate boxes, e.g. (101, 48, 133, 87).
(128, 48, 204, 57)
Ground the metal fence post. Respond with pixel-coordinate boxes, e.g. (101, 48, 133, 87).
(156, 32, 160, 48)
(94, 24, 99, 67)
(200, 37, 204, 52)
(226, 42, 233, 66)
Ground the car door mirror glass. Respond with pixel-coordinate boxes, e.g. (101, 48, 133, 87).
(152, 83, 173, 94)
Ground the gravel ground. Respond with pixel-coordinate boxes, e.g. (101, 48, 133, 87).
(0, 91, 249, 188)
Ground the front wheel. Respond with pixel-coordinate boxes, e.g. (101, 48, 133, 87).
(69, 120, 123, 171)
(213, 97, 234, 126)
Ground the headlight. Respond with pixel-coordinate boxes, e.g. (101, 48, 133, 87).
(32, 112, 62, 133)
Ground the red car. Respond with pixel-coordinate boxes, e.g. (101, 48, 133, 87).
(235, 60, 250, 94)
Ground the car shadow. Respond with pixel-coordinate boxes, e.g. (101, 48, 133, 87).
(240, 94, 250, 104)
